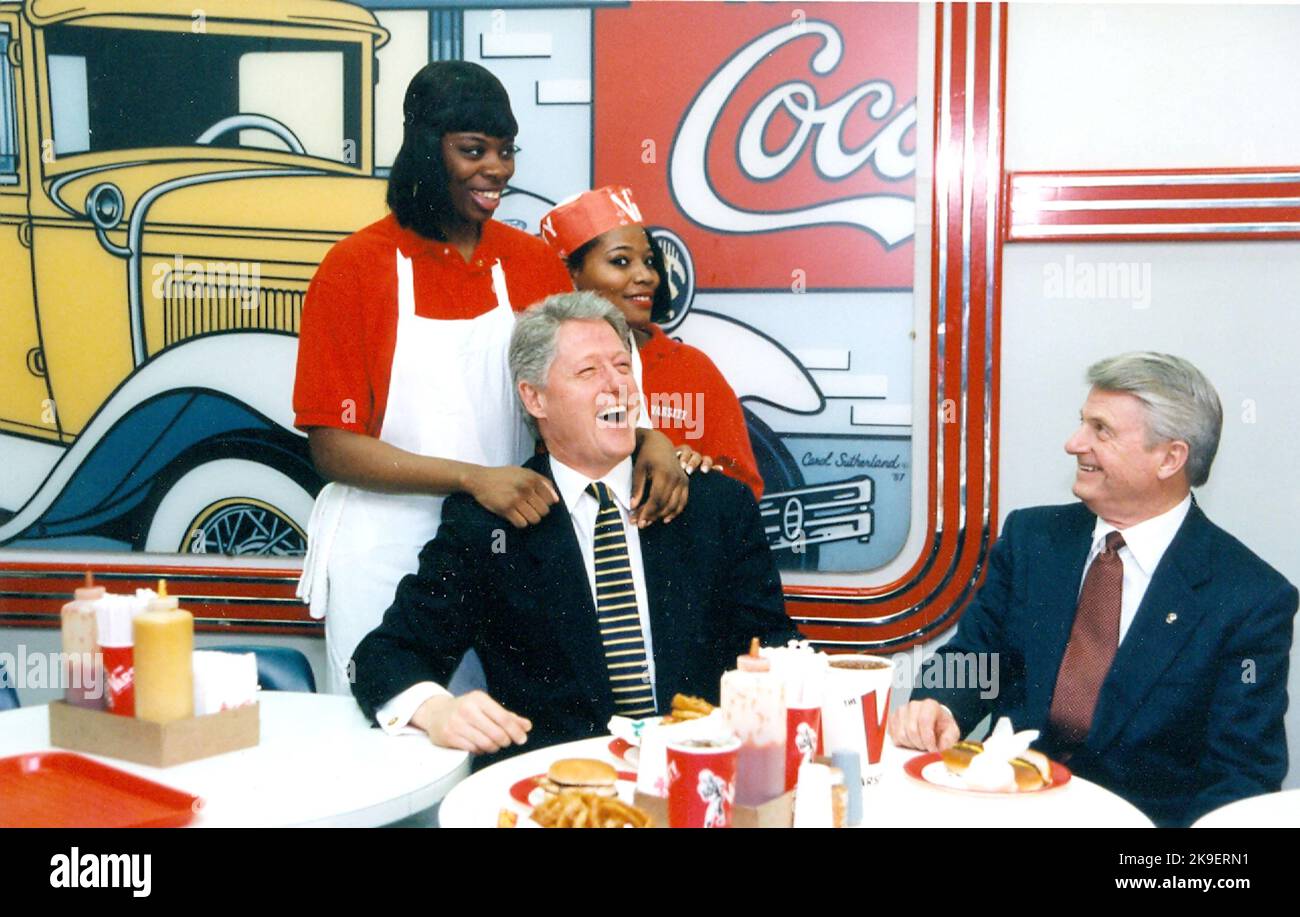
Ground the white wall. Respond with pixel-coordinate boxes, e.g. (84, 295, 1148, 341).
(1006, 3, 1300, 170)
(1001, 3, 1300, 786)
(374, 10, 431, 169)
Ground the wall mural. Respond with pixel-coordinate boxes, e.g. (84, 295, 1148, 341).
(1, 1, 999, 648)
(0, 0, 387, 557)
(1, 0, 916, 565)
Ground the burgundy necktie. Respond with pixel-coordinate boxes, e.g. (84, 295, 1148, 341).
(1049, 531, 1125, 746)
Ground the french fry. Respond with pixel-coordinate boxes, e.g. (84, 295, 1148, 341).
(530, 792, 652, 828)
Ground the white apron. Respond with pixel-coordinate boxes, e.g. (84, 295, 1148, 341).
(297, 250, 531, 694)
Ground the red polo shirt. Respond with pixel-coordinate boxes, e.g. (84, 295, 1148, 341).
(639, 324, 764, 498)
(294, 214, 573, 436)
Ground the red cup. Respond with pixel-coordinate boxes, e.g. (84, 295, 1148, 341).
(785, 705, 823, 791)
(102, 644, 135, 717)
(666, 737, 741, 828)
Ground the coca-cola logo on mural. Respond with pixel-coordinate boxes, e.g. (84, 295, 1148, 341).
(594, 2, 918, 290)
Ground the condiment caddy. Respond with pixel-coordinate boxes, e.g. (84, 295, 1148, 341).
(48, 576, 259, 768)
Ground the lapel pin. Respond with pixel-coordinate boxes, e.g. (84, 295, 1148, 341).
(1165, 612, 1178, 624)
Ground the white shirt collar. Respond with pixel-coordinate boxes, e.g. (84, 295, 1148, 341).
(548, 455, 635, 515)
(1090, 493, 1192, 577)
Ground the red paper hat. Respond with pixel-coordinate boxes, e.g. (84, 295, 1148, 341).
(540, 185, 644, 260)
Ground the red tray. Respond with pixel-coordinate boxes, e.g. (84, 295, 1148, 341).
(0, 752, 201, 828)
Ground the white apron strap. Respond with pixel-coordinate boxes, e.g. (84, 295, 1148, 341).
(490, 258, 511, 311)
(396, 251, 416, 318)
(630, 332, 651, 431)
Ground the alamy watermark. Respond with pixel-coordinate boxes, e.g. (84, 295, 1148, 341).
(0, 645, 103, 698)
(150, 254, 262, 309)
(1043, 254, 1152, 309)
(50, 847, 151, 897)
(595, 385, 704, 441)
(647, 391, 703, 440)
(888, 646, 1000, 700)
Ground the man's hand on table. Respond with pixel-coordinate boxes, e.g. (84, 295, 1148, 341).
(411, 691, 532, 754)
(889, 699, 961, 752)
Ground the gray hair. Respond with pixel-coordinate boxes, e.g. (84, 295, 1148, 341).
(1086, 352, 1222, 487)
(509, 291, 631, 433)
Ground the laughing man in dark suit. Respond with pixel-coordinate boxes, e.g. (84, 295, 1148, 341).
(890, 352, 1297, 826)
(351, 291, 800, 762)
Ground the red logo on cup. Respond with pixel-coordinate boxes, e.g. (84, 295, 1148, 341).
(102, 645, 134, 717)
(785, 706, 823, 791)
(594, 2, 918, 290)
(667, 738, 741, 828)
(860, 688, 892, 765)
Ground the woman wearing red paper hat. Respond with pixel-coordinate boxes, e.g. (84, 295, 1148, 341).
(293, 66, 690, 698)
(541, 186, 764, 498)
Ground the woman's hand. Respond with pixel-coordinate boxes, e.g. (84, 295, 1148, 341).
(630, 429, 689, 526)
(674, 444, 714, 475)
(307, 429, 556, 529)
(463, 465, 559, 528)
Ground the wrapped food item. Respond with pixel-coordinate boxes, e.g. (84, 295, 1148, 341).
(940, 717, 1052, 791)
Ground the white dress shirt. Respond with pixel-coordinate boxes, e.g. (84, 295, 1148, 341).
(1083, 494, 1192, 645)
(375, 455, 657, 733)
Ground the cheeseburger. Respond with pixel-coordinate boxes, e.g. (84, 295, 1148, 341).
(537, 758, 618, 799)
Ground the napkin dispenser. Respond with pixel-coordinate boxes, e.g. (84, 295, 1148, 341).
(48, 700, 259, 768)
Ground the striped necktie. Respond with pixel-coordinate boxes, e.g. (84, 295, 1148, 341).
(587, 482, 655, 717)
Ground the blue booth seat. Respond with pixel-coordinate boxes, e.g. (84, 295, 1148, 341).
(209, 646, 316, 693)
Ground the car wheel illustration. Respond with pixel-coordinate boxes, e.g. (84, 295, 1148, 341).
(145, 459, 313, 556)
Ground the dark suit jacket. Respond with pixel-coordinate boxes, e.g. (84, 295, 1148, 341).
(913, 501, 1296, 827)
(352, 454, 801, 765)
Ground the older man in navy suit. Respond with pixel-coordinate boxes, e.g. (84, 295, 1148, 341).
(351, 292, 799, 763)
(891, 353, 1296, 827)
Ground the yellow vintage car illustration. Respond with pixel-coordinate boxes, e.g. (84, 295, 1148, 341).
(0, 0, 389, 555)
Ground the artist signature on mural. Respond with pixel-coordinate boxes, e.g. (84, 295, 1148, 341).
(802, 451, 905, 470)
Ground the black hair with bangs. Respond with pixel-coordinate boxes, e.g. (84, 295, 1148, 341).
(386, 61, 518, 240)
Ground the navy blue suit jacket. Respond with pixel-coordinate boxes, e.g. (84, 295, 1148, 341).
(352, 454, 800, 765)
(913, 501, 1296, 827)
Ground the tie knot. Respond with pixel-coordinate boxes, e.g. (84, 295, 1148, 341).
(1104, 531, 1126, 553)
(587, 481, 613, 507)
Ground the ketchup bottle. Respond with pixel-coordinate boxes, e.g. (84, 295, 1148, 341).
(60, 572, 105, 708)
(721, 638, 787, 807)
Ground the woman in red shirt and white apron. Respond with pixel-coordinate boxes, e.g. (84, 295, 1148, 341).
(293, 65, 690, 696)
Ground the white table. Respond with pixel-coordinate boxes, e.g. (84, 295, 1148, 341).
(437, 735, 1154, 828)
(0, 693, 470, 827)
(1193, 789, 1300, 827)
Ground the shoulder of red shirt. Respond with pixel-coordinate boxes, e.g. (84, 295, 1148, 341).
(480, 218, 574, 307)
(641, 323, 721, 374)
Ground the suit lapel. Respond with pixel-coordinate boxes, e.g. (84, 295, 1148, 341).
(522, 456, 613, 715)
(1020, 505, 1097, 726)
(637, 516, 690, 701)
(1089, 504, 1214, 752)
